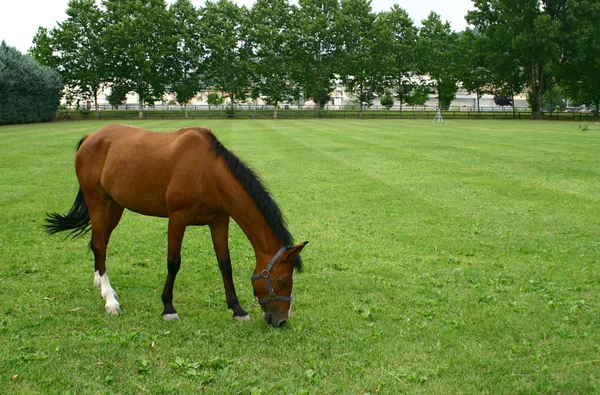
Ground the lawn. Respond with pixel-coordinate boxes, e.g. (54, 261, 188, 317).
(1, 119, 599, 394)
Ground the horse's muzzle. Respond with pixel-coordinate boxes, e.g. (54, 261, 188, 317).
(263, 311, 287, 327)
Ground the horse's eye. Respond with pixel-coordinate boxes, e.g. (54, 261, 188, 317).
(278, 280, 288, 288)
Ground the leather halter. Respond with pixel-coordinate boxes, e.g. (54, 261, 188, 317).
(251, 246, 292, 305)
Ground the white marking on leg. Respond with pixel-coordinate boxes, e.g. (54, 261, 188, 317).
(234, 315, 252, 323)
(163, 313, 181, 321)
(94, 271, 101, 289)
(100, 273, 121, 314)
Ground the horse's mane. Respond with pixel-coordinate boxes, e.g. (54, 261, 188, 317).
(207, 131, 303, 272)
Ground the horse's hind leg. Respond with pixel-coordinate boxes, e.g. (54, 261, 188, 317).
(210, 218, 250, 322)
(88, 195, 124, 314)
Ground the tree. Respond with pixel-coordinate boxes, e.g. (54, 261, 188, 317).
(404, 85, 431, 106)
(31, 0, 106, 118)
(380, 90, 394, 109)
(467, 1, 564, 119)
(294, 0, 339, 116)
(102, 0, 178, 118)
(199, 0, 253, 113)
(559, 0, 600, 117)
(417, 12, 459, 110)
(455, 28, 491, 112)
(29, 27, 59, 69)
(0, 41, 63, 125)
(493, 95, 512, 107)
(336, 0, 385, 116)
(206, 91, 225, 108)
(541, 84, 565, 115)
(378, 5, 418, 116)
(169, 0, 204, 116)
(248, 0, 299, 117)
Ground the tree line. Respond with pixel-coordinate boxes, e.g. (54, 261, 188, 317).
(29, 0, 600, 119)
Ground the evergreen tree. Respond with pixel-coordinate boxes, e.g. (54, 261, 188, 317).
(0, 41, 63, 125)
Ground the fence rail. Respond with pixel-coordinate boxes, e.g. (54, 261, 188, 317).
(69, 104, 532, 112)
(55, 106, 599, 122)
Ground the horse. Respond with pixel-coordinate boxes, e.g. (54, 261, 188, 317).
(45, 124, 307, 327)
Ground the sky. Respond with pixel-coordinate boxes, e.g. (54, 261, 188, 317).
(0, 0, 474, 54)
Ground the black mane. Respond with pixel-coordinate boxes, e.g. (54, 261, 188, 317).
(208, 132, 303, 272)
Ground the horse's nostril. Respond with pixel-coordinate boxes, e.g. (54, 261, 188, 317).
(277, 319, 287, 328)
(264, 312, 273, 325)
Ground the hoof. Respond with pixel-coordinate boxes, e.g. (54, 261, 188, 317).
(234, 314, 252, 323)
(105, 303, 122, 315)
(163, 313, 181, 321)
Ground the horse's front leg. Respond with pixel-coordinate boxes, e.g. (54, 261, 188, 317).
(210, 218, 250, 322)
(161, 215, 186, 321)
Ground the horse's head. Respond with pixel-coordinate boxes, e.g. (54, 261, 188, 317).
(252, 242, 308, 327)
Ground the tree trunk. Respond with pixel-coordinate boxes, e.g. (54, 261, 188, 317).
(398, 80, 403, 118)
(138, 94, 144, 119)
(530, 59, 544, 120)
(512, 94, 516, 119)
(94, 90, 100, 119)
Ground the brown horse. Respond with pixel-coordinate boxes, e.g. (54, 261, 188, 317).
(46, 124, 307, 327)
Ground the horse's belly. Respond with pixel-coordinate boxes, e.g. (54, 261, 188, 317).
(101, 163, 170, 217)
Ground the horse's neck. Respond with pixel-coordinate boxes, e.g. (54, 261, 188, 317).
(223, 182, 281, 260)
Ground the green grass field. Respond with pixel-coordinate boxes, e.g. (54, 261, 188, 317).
(1, 119, 599, 394)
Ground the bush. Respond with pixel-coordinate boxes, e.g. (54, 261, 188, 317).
(0, 41, 63, 125)
(380, 91, 394, 109)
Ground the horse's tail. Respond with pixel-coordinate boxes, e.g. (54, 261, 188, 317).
(44, 136, 91, 238)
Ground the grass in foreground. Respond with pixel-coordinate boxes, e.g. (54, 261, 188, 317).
(1, 119, 599, 394)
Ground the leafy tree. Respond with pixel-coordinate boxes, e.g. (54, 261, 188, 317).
(336, 0, 384, 116)
(0, 41, 63, 125)
(380, 90, 394, 109)
(378, 5, 418, 115)
(493, 95, 513, 107)
(294, 0, 339, 115)
(29, 27, 59, 69)
(404, 85, 431, 106)
(199, 0, 253, 113)
(206, 91, 225, 107)
(107, 84, 129, 109)
(248, 0, 299, 117)
(559, 0, 600, 117)
(417, 12, 459, 109)
(455, 28, 491, 112)
(102, 0, 178, 118)
(467, 1, 564, 119)
(31, 0, 106, 118)
(169, 0, 204, 116)
(541, 84, 565, 115)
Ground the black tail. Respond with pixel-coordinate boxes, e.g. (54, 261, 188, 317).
(45, 188, 91, 238)
(45, 135, 90, 238)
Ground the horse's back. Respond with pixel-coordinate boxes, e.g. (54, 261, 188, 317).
(76, 124, 218, 218)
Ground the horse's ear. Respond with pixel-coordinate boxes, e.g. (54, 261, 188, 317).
(284, 241, 308, 262)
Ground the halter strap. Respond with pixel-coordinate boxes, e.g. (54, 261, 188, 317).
(251, 246, 292, 305)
